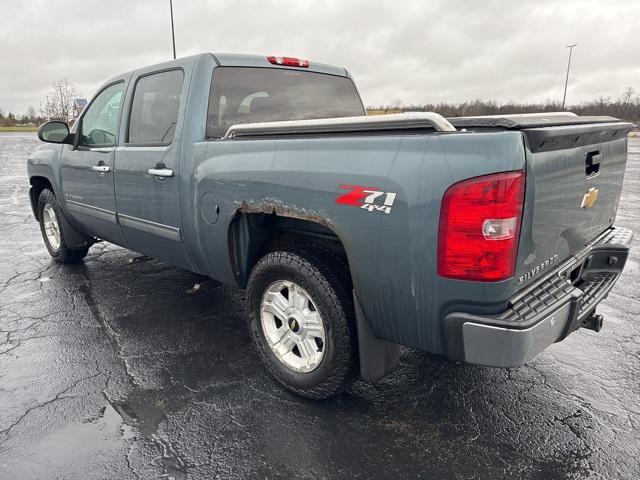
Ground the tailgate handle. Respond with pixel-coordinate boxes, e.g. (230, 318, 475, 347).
(585, 151, 601, 178)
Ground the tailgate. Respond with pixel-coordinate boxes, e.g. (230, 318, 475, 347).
(516, 122, 633, 286)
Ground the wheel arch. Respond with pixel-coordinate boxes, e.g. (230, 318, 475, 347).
(30, 177, 93, 250)
(229, 210, 401, 384)
(29, 176, 55, 221)
(227, 211, 351, 290)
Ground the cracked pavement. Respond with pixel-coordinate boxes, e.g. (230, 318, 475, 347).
(0, 132, 639, 479)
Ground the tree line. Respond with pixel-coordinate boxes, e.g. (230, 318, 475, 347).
(2, 82, 639, 127)
(0, 106, 43, 127)
(368, 87, 640, 126)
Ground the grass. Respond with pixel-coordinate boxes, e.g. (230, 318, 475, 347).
(366, 109, 404, 115)
(0, 126, 38, 132)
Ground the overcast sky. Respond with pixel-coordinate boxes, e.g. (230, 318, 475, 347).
(1, 0, 638, 114)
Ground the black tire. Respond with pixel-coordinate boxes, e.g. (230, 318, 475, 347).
(37, 189, 89, 263)
(247, 247, 359, 400)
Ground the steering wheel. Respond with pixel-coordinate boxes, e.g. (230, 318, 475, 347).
(86, 128, 115, 145)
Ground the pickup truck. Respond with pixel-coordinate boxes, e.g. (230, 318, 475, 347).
(28, 53, 634, 399)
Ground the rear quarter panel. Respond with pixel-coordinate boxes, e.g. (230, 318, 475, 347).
(377, 131, 526, 353)
(190, 130, 526, 355)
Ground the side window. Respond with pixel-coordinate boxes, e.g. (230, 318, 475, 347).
(79, 82, 125, 147)
(128, 70, 184, 145)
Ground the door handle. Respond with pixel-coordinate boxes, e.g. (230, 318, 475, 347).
(92, 165, 111, 173)
(148, 168, 174, 178)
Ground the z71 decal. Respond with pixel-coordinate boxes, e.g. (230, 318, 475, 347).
(336, 185, 397, 214)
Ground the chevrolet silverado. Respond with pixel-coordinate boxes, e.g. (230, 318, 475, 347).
(28, 53, 634, 398)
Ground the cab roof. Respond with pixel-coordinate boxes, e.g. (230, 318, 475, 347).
(100, 52, 349, 91)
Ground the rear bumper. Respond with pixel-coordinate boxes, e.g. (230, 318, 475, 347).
(444, 226, 633, 367)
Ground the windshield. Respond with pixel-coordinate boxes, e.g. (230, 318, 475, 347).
(207, 67, 365, 137)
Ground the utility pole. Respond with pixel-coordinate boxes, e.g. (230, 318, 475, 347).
(561, 43, 577, 109)
(169, 0, 176, 59)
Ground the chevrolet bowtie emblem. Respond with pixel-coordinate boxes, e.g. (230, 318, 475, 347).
(581, 187, 599, 208)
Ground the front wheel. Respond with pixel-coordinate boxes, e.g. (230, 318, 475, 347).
(37, 189, 89, 263)
(246, 248, 358, 399)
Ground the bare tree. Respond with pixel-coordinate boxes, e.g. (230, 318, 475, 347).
(26, 106, 38, 124)
(40, 79, 77, 122)
(621, 87, 635, 107)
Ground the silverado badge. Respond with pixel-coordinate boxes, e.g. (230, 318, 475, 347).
(581, 187, 599, 209)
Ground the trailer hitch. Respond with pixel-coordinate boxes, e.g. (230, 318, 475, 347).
(581, 311, 604, 332)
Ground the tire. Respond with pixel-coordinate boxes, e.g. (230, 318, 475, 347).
(247, 247, 359, 400)
(37, 189, 89, 263)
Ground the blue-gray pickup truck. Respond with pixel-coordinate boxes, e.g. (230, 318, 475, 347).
(28, 53, 634, 398)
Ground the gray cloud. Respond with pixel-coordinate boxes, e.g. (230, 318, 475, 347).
(1, 0, 638, 114)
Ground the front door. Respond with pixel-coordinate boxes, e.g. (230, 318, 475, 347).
(60, 81, 128, 245)
(114, 68, 192, 270)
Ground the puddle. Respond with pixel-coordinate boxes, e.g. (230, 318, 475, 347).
(106, 391, 189, 479)
(94, 402, 137, 440)
(0, 393, 188, 479)
(0, 399, 136, 478)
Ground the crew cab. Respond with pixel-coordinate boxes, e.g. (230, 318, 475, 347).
(28, 53, 634, 399)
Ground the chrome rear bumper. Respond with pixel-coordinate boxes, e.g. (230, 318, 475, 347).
(444, 227, 633, 367)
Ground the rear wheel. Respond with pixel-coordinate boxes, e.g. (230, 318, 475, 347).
(247, 248, 358, 399)
(37, 189, 89, 263)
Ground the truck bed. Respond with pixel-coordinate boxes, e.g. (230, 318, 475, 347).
(224, 112, 631, 150)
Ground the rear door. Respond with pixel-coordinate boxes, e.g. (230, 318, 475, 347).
(61, 79, 128, 245)
(113, 67, 193, 270)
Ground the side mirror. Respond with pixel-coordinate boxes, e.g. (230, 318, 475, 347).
(37, 121, 71, 144)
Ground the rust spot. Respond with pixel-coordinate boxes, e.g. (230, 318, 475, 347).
(236, 198, 333, 227)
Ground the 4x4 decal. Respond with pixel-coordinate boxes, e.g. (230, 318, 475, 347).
(336, 185, 397, 214)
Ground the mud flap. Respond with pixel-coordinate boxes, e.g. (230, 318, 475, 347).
(57, 208, 94, 249)
(354, 291, 400, 382)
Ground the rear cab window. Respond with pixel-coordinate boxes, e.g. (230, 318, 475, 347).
(206, 67, 365, 138)
(128, 69, 184, 145)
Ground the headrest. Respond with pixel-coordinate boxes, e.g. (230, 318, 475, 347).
(151, 96, 180, 125)
(250, 96, 275, 115)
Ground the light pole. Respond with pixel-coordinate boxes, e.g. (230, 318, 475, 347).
(169, 0, 176, 60)
(561, 43, 577, 109)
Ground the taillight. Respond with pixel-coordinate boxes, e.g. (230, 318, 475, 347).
(437, 170, 525, 281)
(267, 56, 310, 68)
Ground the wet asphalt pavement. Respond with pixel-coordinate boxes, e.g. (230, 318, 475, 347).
(0, 133, 639, 480)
